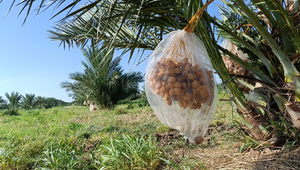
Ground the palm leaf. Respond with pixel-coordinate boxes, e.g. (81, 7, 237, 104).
(234, 0, 299, 82)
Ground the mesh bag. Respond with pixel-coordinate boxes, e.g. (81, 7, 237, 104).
(145, 3, 217, 144)
(222, 39, 254, 93)
(89, 101, 97, 112)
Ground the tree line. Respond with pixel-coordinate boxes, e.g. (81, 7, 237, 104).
(1, 47, 145, 114)
(0, 92, 70, 115)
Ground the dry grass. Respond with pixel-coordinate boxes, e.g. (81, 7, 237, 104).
(156, 122, 300, 170)
(177, 145, 300, 170)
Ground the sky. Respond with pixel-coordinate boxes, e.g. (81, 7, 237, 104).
(0, 1, 222, 102)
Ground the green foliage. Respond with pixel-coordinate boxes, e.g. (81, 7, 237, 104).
(42, 0, 300, 145)
(100, 134, 161, 169)
(0, 96, 5, 106)
(3, 109, 19, 116)
(0, 99, 238, 169)
(25, 110, 40, 116)
(43, 97, 59, 109)
(35, 96, 46, 109)
(221, 120, 260, 152)
(5, 91, 22, 110)
(217, 0, 299, 81)
(0, 141, 27, 169)
(20, 93, 36, 110)
(38, 140, 83, 169)
(269, 116, 300, 151)
(35, 97, 70, 109)
(61, 46, 144, 109)
(0, 96, 8, 110)
(0, 103, 9, 110)
(1, 93, 69, 111)
(160, 155, 206, 170)
(217, 83, 230, 99)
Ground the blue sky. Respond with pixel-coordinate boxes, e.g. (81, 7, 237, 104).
(0, 1, 222, 102)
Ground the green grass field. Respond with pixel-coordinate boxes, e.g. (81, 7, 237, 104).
(0, 95, 240, 169)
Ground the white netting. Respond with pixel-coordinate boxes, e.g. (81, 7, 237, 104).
(222, 39, 254, 93)
(89, 101, 97, 112)
(145, 30, 217, 144)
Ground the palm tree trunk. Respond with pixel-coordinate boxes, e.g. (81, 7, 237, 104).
(285, 103, 300, 129)
(239, 104, 272, 141)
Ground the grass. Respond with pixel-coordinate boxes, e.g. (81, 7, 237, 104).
(0, 95, 246, 169)
(100, 134, 161, 169)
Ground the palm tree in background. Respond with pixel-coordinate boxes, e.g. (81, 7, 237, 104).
(35, 96, 46, 109)
(5, 91, 22, 110)
(3, 0, 300, 145)
(0, 96, 5, 105)
(20, 94, 36, 110)
(62, 81, 92, 105)
(61, 46, 144, 109)
(0, 96, 8, 109)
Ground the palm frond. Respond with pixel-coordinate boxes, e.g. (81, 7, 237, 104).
(20, 94, 36, 110)
(5, 91, 22, 109)
(4, 0, 104, 24)
(48, 0, 183, 64)
(234, 0, 299, 82)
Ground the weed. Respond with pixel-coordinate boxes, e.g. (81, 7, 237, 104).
(157, 124, 171, 133)
(270, 116, 300, 151)
(52, 109, 59, 114)
(37, 141, 81, 169)
(0, 100, 242, 169)
(113, 108, 128, 115)
(79, 132, 91, 139)
(3, 109, 19, 116)
(127, 103, 134, 109)
(220, 120, 260, 152)
(69, 122, 84, 131)
(25, 110, 40, 116)
(160, 148, 206, 170)
(0, 141, 27, 169)
(100, 134, 162, 169)
(104, 125, 120, 133)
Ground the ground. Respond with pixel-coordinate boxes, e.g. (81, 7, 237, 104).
(155, 125, 300, 169)
(0, 99, 300, 169)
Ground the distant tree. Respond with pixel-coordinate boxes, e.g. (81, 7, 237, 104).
(20, 94, 36, 110)
(34, 96, 70, 109)
(0, 96, 4, 104)
(62, 81, 92, 106)
(61, 46, 144, 109)
(56, 98, 71, 106)
(5, 92, 22, 110)
(0, 96, 8, 109)
(35, 96, 46, 109)
(44, 97, 58, 109)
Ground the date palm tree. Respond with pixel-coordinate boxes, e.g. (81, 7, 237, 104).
(61, 46, 143, 109)
(5, 91, 22, 110)
(0, 96, 8, 109)
(62, 81, 92, 105)
(0, 96, 5, 105)
(35, 96, 46, 109)
(4, 0, 300, 145)
(20, 94, 36, 110)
